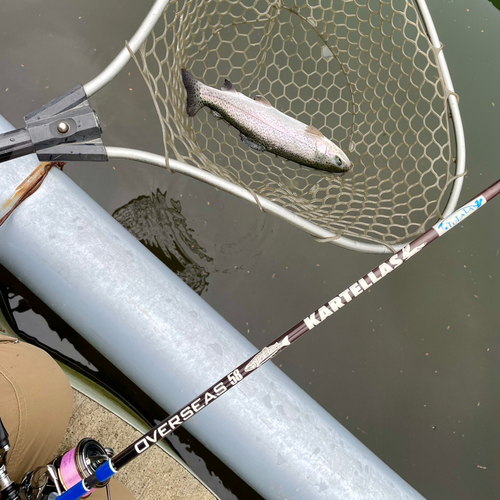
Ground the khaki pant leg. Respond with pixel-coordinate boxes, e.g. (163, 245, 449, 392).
(0, 337, 73, 482)
(1, 338, 135, 499)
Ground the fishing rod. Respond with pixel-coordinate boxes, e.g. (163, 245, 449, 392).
(45, 176, 500, 500)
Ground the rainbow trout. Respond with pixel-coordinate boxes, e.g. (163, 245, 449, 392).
(182, 69, 352, 173)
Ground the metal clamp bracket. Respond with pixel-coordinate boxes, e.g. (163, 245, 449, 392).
(0, 85, 108, 163)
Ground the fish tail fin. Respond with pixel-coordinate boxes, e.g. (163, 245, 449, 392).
(182, 69, 204, 117)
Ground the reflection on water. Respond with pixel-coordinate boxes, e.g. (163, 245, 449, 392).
(113, 190, 212, 294)
(5, 290, 98, 372)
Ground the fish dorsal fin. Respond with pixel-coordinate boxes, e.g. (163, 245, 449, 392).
(254, 95, 273, 107)
(222, 79, 237, 92)
(305, 125, 324, 137)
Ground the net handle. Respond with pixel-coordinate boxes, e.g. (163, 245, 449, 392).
(83, 0, 172, 97)
(106, 146, 404, 254)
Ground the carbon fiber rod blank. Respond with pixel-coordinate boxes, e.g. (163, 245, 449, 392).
(58, 178, 500, 500)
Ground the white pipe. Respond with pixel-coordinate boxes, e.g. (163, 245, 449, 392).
(0, 114, 425, 499)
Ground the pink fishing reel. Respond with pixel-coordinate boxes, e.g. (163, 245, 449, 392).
(19, 438, 113, 499)
(55, 439, 112, 496)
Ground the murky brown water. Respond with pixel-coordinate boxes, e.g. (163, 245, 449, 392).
(1, 0, 500, 498)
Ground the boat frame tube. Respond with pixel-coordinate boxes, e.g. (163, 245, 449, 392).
(0, 114, 425, 500)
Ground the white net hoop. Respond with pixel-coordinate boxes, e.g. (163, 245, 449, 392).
(129, 0, 464, 251)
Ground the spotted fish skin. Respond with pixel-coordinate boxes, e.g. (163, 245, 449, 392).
(181, 69, 352, 173)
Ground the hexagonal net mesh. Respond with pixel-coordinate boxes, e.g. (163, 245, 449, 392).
(132, 0, 460, 248)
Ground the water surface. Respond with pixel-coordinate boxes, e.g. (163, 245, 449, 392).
(0, 0, 499, 499)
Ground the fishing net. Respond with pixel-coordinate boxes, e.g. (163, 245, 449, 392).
(132, 0, 460, 248)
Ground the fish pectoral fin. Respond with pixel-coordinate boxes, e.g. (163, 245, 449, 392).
(254, 95, 273, 107)
(240, 133, 266, 152)
(222, 78, 238, 92)
(305, 125, 324, 137)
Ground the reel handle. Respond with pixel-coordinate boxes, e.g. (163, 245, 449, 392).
(0, 418, 10, 452)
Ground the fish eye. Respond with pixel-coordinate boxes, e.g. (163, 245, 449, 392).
(334, 155, 343, 167)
